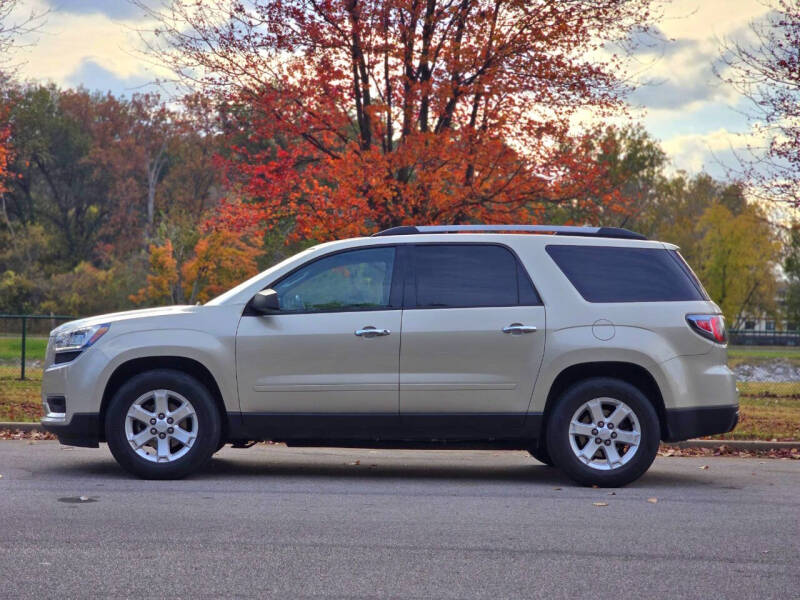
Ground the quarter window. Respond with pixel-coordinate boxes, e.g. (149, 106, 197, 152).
(274, 247, 396, 312)
(545, 245, 706, 303)
(414, 244, 536, 308)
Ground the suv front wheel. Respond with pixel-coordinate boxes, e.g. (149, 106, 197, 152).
(546, 377, 660, 487)
(105, 369, 221, 479)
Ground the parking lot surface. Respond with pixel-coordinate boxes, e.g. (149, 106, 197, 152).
(0, 441, 798, 599)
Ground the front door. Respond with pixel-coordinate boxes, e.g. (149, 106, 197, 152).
(236, 246, 402, 433)
(399, 243, 546, 437)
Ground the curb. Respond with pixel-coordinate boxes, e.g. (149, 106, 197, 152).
(1, 422, 799, 450)
(664, 439, 800, 451)
(0, 422, 46, 433)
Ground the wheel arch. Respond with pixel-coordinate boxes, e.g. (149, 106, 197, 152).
(100, 356, 229, 442)
(541, 362, 668, 441)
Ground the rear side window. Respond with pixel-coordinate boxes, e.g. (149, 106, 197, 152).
(414, 244, 539, 308)
(545, 245, 706, 303)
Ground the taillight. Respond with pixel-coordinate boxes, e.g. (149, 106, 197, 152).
(686, 314, 727, 344)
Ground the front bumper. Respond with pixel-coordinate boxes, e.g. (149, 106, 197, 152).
(663, 405, 739, 442)
(41, 413, 101, 448)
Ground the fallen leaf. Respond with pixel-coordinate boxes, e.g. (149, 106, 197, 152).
(699, 465, 709, 470)
(349, 460, 360, 466)
(552, 487, 562, 491)
(647, 497, 658, 504)
(593, 502, 608, 507)
(591, 485, 599, 489)
(608, 491, 616, 495)
(79, 496, 89, 502)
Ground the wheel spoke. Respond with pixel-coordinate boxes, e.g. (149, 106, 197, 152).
(578, 439, 599, 463)
(132, 428, 154, 448)
(605, 443, 622, 468)
(157, 436, 170, 461)
(170, 426, 194, 445)
(153, 390, 169, 415)
(586, 398, 605, 424)
(169, 402, 193, 424)
(129, 405, 155, 425)
(615, 429, 640, 445)
(570, 420, 596, 437)
(607, 405, 630, 427)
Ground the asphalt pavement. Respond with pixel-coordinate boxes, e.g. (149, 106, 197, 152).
(0, 441, 798, 599)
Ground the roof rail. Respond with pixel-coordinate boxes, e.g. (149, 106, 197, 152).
(371, 224, 647, 240)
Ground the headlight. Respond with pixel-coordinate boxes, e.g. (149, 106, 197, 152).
(53, 323, 111, 352)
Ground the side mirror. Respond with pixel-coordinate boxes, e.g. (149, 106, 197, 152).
(250, 288, 281, 314)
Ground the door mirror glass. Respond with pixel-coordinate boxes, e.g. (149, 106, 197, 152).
(250, 288, 281, 314)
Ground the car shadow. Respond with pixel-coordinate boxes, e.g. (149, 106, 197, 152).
(36, 447, 718, 489)
(199, 456, 567, 485)
(193, 453, 716, 489)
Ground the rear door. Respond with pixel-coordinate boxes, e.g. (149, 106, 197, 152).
(399, 243, 546, 437)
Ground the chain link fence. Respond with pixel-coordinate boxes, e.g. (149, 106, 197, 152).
(0, 314, 77, 380)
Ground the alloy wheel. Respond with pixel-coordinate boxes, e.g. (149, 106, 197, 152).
(124, 389, 198, 463)
(567, 397, 641, 471)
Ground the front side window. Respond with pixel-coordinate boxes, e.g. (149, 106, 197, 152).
(414, 244, 537, 308)
(274, 247, 396, 312)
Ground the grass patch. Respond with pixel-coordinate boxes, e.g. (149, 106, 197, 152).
(0, 365, 42, 423)
(728, 345, 800, 367)
(0, 336, 48, 362)
(706, 381, 800, 441)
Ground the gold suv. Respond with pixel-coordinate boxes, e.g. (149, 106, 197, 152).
(41, 225, 738, 486)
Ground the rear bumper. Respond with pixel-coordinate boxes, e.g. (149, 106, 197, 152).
(663, 405, 739, 442)
(41, 413, 101, 448)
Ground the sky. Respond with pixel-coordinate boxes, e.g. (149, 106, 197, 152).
(5, 0, 775, 181)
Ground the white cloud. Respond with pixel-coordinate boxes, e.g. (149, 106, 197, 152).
(7, 0, 169, 90)
(661, 126, 769, 176)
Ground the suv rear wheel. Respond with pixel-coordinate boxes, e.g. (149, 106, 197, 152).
(546, 377, 660, 487)
(105, 369, 221, 479)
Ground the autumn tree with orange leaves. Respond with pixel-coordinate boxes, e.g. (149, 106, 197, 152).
(143, 0, 656, 241)
(131, 229, 263, 305)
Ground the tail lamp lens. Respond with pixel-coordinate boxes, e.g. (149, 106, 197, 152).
(686, 314, 727, 344)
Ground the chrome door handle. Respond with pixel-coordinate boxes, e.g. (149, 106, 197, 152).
(355, 326, 391, 338)
(502, 323, 537, 334)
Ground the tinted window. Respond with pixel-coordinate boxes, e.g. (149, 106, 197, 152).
(546, 245, 705, 303)
(274, 247, 396, 312)
(414, 244, 533, 308)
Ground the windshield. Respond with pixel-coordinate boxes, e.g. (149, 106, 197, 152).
(204, 245, 319, 306)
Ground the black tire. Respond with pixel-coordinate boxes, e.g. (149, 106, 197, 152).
(527, 445, 554, 467)
(105, 369, 221, 479)
(546, 377, 660, 487)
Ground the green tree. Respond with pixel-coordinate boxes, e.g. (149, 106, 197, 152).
(696, 202, 780, 327)
(782, 223, 800, 329)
